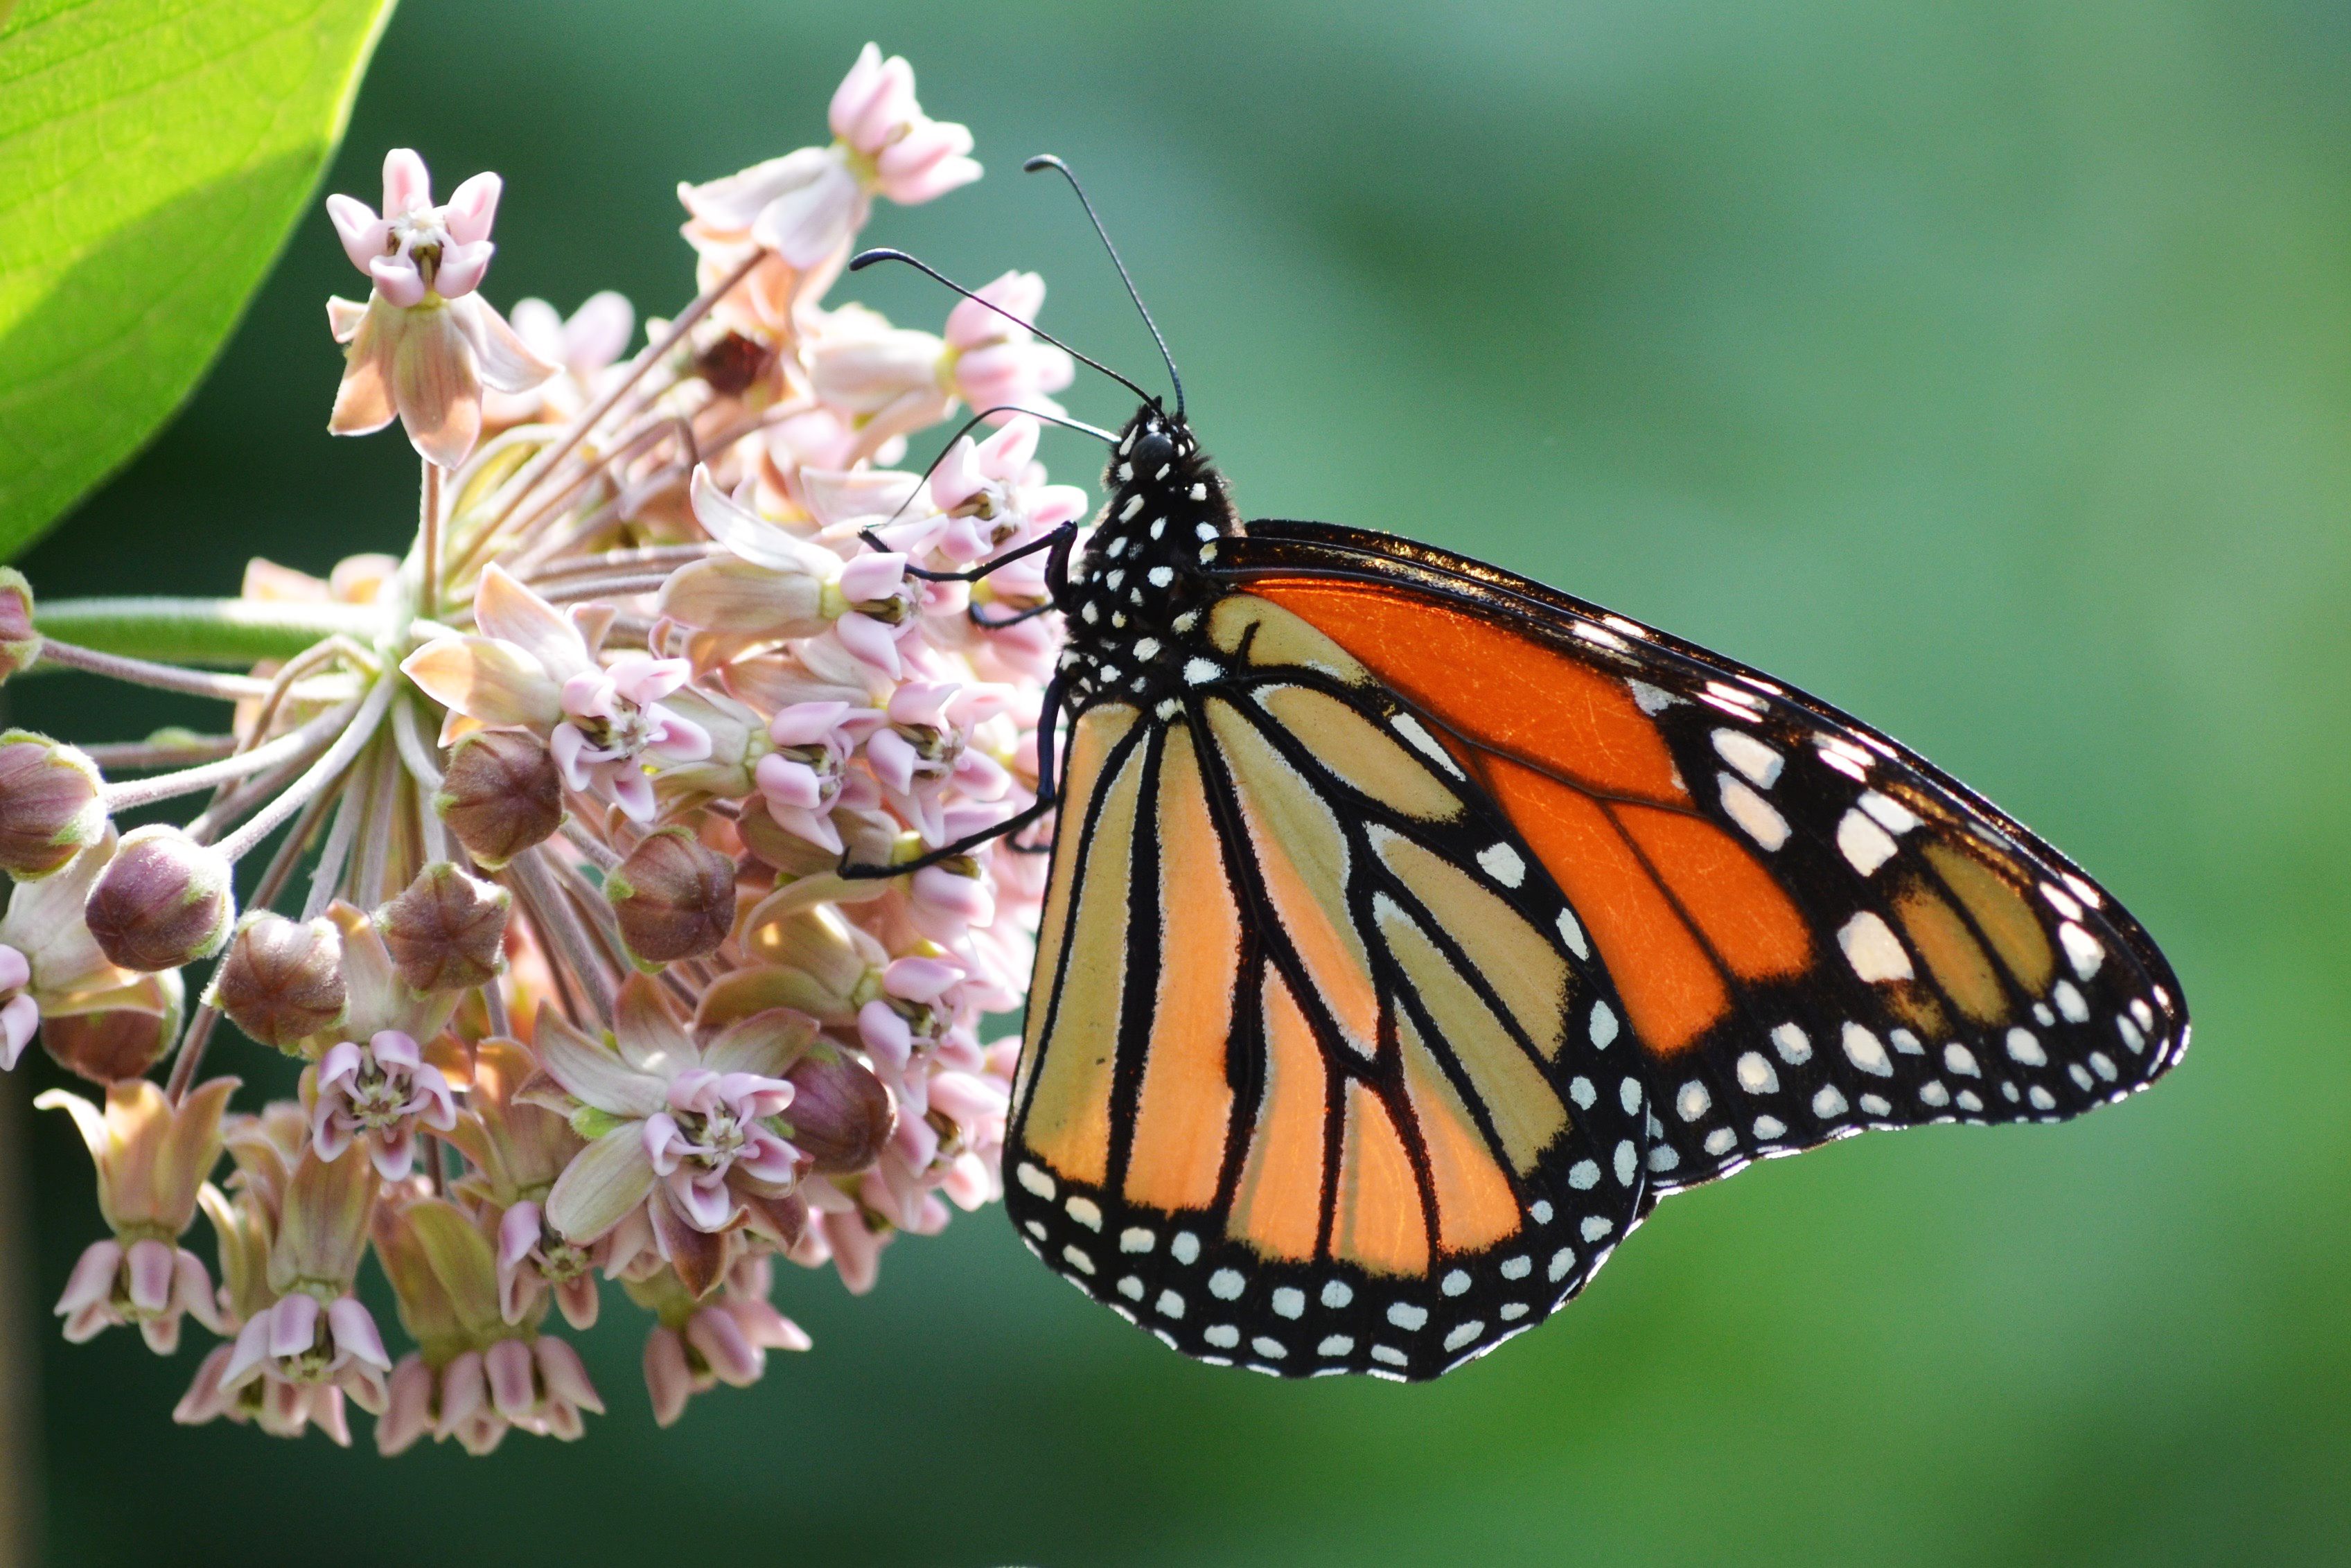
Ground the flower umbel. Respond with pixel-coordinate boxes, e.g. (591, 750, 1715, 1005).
(10, 42, 1053, 1452)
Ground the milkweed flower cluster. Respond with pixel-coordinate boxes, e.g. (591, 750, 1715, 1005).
(5, 44, 1078, 1450)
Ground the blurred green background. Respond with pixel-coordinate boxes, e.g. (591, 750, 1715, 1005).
(6, 0, 2347, 1562)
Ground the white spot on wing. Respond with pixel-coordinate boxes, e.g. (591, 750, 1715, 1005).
(1389, 712, 1465, 777)
(1736, 1052, 1779, 1094)
(1627, 680, 1675, 714)
(1387, 1303, 1428, 1331)
(1720, 774, 1790, 850)
(1183, 658, 1220, 686)
(1119, 1227, 1155, 1253)
(1208, 1269, 1244, 1301)
(1590, 1001, 1619, 1048)
(1016, 1163, 1055, 1199)
(1556, 908, 1590, 960)
(1321, 1279, 1353, 1309)
(1677, 1082, 1711, 1121)
(1477, 843, 1527, 886)
(1858, 791, 1919, 834)
(1773, 1023, 1812, 1064)
(1842, 1023, 1894, 1076)
(2005, 1028, 2047, 1067)
(1712, 729, 1784, 786)
(1066, 1196, 1102, 1230)
(2059, 922, 2104, 979)
(1272, 1287, 1305, 1319)
(1838, 809, 1899, 875)
(1838, 911, 1914, 982)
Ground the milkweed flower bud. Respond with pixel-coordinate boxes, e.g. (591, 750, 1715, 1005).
(783, 1046, 895, 1174)
(378, 863, 509, 992)
(39, 981, 182, 1082)
(82, 825, 235, 972)
(0, 732, 104, 879)
(209, 913, 346, 1049)
(0, 568, 38, 682)
(606, 828, 737, 964)
(433, 729, 563, 867)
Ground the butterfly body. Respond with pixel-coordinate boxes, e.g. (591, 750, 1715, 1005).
(1051, 409, 1235, 709)
(996, 403, 2187, 1382)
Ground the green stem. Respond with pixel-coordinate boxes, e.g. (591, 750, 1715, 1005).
(28, 597, 392, 669)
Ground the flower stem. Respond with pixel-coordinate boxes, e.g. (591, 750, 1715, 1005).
(33, 599, 391, 669)
(215, 676, 396, 865)
(419, 461, 445, 622)
(505, 849, 615, 1026)
(103, 700, 358, 811)
(33, 639, 349, 703)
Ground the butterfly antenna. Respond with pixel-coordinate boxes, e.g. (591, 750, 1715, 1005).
(847, 248, 1161, 409)
(1023, 155, 1184, 419)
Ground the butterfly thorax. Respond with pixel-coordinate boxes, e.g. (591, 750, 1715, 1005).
(1057, 407, 1240, 705)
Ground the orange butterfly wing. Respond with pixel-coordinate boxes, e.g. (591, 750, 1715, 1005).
(1005, 594, 1652, 1380)
(1218, 521, 2187, 1194)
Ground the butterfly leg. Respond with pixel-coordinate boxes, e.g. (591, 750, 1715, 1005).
(836, 673, 1071, 880)
(863, 519, 1079, 585)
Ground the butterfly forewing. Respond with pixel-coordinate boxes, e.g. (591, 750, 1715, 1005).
(1007, 594, 1650, 1380)
(1216, 522, 2188, 1197)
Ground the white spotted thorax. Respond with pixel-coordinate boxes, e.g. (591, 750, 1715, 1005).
(1058, 407, 1240, 704)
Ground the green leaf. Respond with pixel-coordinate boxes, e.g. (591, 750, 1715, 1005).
(0, 0, 397, 558)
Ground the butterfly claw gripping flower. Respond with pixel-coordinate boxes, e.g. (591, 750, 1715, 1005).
(326, 149, 556, 466)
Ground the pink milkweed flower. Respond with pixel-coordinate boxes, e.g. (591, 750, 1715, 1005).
(825, 552, 920, 678)
(309, 1030, 459, 1181)
(539, 976, 812, 1296)
(942, 273, 1076, 425)
(327, 148, 501, 308)
(221, 1291, 394, 1417)
(804, 303, 957, 464)
(862, 682, 1012, 845)
(495, 1199, 600, 1330)
(755, 701, 885, 854)
(484, 291, 635, 427)
(403, 565, 712, 822)
(925, 414, 1090, 566)
(324, 149, 555, 468)
(640, 1254, 810, 1427)
(678, 44, 978, 277)
(37, 1077, 237, 1353)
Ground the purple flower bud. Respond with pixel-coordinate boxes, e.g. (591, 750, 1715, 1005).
(694, 331, 778, 396)
(784, 1046, 895, 1174)
(208, 913, 345, 1049)
(432, 729, 562, 868)
(0, 732, 105, 878)
(41, 995, 179, 1083)
(605, 827, 736, 964)
(82, 825, 234, 973)
(377, 862, 509, 992)
(0, 568, 41, 683)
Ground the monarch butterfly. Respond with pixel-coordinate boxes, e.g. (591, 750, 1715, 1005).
(847, 161, 2187, 1382)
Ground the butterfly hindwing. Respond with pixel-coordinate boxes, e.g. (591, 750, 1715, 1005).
(1007, 596, 1650, 1380)
(1215, 522, 2189, 1197)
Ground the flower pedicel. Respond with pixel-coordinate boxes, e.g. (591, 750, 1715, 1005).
(8, 44, 1068, 1450)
